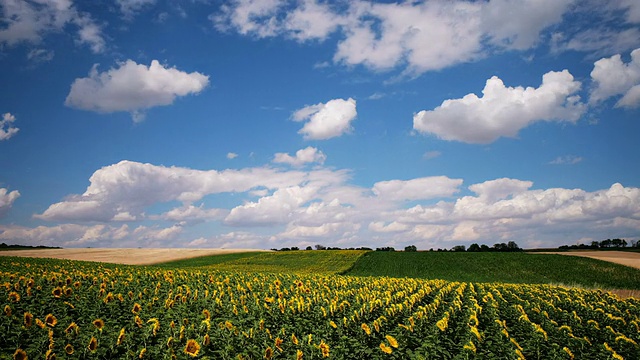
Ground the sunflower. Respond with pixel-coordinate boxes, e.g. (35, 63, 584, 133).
(51, 287, 63, 298)
(264, 347, 273, 360)
(385, 335, 398, 348)
(117, 328, 126, 346)
(138, 348, 147, 359)
(134, 316, 143, 328)
(64, 345, 74, 355)
(202, 309, 211, 320)
(64, 287, 73, 296)
(380, 343, 392, 354)
(184, 339, 200, 357)
(92, 319, 104, 331)
(274, 337, 283, 351)
(88, 337, 98, 352)
(44, 314, 57, 327)
(166, 336, 174, 349)
(24, 312, 33, 327)
(65, 322, 78, 335)
(44, 349, 55, 360)
(296, 350, 303, 360)
(131, 303, 142, 314)
(8, 291, 20, 303)
(13, 349, 27, 360)
(361, 323, 371, 335)
(36, 318, 45, 329)
(147, 318, 160, 336)
(4, 305, 11, 317)
(319, 341, 329, 358)
(291, 334, 299, 345)
(203, 334, 210, 346)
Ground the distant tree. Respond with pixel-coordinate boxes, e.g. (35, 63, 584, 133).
(622, 239, 628, 247)
(376, 247, 395, 252)
(507, 241, 521, 252)
(493, 243, 508, 252)
(480, 244, 490, 252)
(591, 241, 600, 249)
(452, 245, 466, 252)
(601, 239, 612, 248)
(315, 244, 326, 250)
(305, 246, 313, 250)
(467, 243, 481, 252)
(279, 247, 291, 251)
(291, 246, 299, 251)
(404, 245, 417, 252)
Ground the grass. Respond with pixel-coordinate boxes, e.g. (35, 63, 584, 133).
(344, 251, 640, 289)
(204, 250, 367, 274)
(151, 251, 263, 268)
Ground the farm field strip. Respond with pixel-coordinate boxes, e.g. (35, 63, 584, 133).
(0, 248, 269, 265)
(2, 256, 640, 359)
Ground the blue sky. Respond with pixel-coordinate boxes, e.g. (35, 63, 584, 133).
(0, 0, 639, 250)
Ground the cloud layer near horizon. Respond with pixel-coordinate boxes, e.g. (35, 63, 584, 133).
(1, 158, 637, 249)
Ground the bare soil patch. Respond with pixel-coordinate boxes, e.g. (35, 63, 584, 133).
(0, 248, 267, 265)
(532, 250, 640, 270)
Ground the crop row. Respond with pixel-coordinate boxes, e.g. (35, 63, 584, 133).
(1, 257, 639, 359)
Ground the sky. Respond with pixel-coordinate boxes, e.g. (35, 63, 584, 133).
(0, 0, 639, 250)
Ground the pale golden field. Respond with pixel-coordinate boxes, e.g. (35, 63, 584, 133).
(0, 248, 268, 265)
(534, 250, 640, 270)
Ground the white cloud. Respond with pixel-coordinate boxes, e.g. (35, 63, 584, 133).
(65, 60, 209, 121)
(0, 112, 18, 140)
(480, 0, 572, 50)
(413, 70, 585, 144)
(0, 0, 105, 53)
(227, 152, 239, 159)
(22, 159, 640, 249)
(273, 146, 326, 167)
(0, 188, 19, 217)
(549, 155, 583, 165)
(292, 98, 356, 140)
(212, 0, 572, 76)
(27, 48, 54, 63)
(372, 176, 463, 202)
(224, 186, 318, 226)
(35, 160, 315, 222)
(157, 204, 227, 223)
(117, 0, 157, 19)
(590, 48, 640, 108)
(423, 151, 441, 160)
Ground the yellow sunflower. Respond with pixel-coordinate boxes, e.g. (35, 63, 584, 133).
(184, 339, 200, 357)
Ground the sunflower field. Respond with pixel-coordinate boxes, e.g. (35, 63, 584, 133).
(1, 256, 640, 359)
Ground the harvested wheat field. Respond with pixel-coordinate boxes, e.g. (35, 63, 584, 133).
(0, 248, 268, 265)
(534, 250, 640, 270)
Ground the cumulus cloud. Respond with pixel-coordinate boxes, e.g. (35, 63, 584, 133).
(65, 60, 209, 121)
(413, 70, 585, 144)
(35, 160, 317, 222)
(0, 188, 19, 217)
(0, 112, 18, 140)
(292, 98, 356, 140)
(372, 176, 463, 202)
(22, 159, 640, 249)
(549, 155, 583, 165)
(27, 48, 54, 63)
(117, 0, 157, 19)
(227, 152, 239, 159)
(0, 0, 105, 53)
(590, 48, 640, 108)
(224, 186, 318, 226)
(273, 146, 326, 166)
(212, 0, 572, 75)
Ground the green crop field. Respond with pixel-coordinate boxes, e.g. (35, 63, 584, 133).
(2, 251, 640, 359)
(343, 251, 640, 290)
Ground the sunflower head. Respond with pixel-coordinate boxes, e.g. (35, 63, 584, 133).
(8, 292, 20, 303)
(132, 303, 142, 314)
(4, 305, 11, 317)
(51, 287, 63, 298)
(44, 314, 57, 327)
(64, 344, 74, 355)
(184, 339, 200, 357)
(13, 349, 27, 360)
(88, 337, 98, 352)
(93, 319, 104, 330)
(24, 312, 33, 327)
